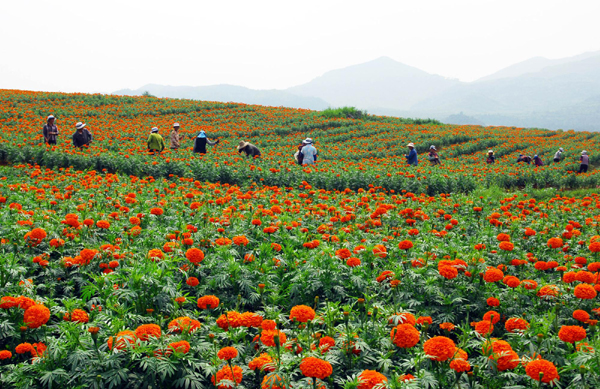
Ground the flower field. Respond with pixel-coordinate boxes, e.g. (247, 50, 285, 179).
(0, 89, 599, 388)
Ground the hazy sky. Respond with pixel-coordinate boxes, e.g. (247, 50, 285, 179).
(1, 0, 599, 93)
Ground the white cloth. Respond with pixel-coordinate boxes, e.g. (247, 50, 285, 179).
(301, 144, 317, 164)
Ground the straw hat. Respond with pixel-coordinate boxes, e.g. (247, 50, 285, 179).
(173, 123, 180, 128)
(47, 115, 55, 121)
(75, 122, 86, 130)
(559, 148, 564, 152)
(407, 142, 415, 148)
(237, 141, 249, 150)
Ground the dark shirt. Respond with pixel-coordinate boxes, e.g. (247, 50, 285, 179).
(43, 124, 59, 142)
(239, 144, 261, 158)
(73, 130, 91, 148)
(406, 149, 418, 166)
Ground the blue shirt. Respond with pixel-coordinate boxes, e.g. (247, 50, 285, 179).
(406, 149, 418, 166)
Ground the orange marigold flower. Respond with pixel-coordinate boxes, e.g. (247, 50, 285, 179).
(505, 317, 529, 333)
(249, 353, 275, 372)
(212, 365, 243, 389)
(169, 340, 191, 354)
(290, 305, 316, 323)
(147, 249, 164, 262)
(150, 207, 164, 216)
(218, 346, 238, 361)
(483, 310, 501, 324)
(398, 240, 413, 250)
(335, 248, 352, 259)
(471, 320, 493, 336)
(486, 297, 500, 307)
(372, 244, 387, 258)
(574, 283, 597, 299)
(186, 248, 205, 264)
(537, 284, 560, 299)
(135, 324, 162, 341)
(558, 325, 586, 343)
(417, 316, 433, 325)
(96, 220, 110, 229)
(23, 304, 50, 328)
(107, 330, 137, 350)
(239, 311, 264, 328)
(186, 277, 199, 287)
(299, 357, 333, 379)
(525, 359, 560, 383)
(449, 358, 471, 373)
(588, 241, 600, 253)
(15, 343, 33, 354)
(423, 336, 456, 361)
(573, 309, 590, 323)
(346, 257, 361, 267)
(0, 350, 12, 359)
(217, 311, 242, 330)
(357, 370, 388, 389)
(70, 309, 89, 323)
(261, 329, 287, 347)
(483, 267, 504, 283)
(390, 324, 420, 348)
(547, 237, 563, 249)
(496, 233, 511, 242)
(389, 312, 417, 326)
(198, 295, 220, 310)
(261, 373, 287, 389)
(168, 317, 201, 334)
(498, 241, 514, 251)
(233, 235, 249, 246)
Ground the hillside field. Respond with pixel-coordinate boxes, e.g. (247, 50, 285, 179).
(0, 90, 599, 388)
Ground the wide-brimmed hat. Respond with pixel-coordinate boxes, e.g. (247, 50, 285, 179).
(47, 115, 55, 121)
(407, 142, 415, 148)
(151, 127, 159, 133)
(75, 122, 86, 130)
(430, 145, 436, 150)
(559, 148, 564, 152)
(488, 150, 494, 153)
(237, 141, 249, 150)
(197, 130, 206, 138)
(303, 138, 313, 144)
(173, 123, 180, 128)
(582, 150, 588, 155)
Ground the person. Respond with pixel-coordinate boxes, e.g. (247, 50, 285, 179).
(405, 143, 418, 166)
(147, 127, 165, 154)
(72, 122, 92, 148)
(193, 129, 219, 154)
(43, 115, 59, 145)
(486, 150, 495, 164)
(428, 145, 441, 165)
(533, 155, 544, 167)
(300, 138, 318, 165)
(237, 141, 261, 158)
(295, 139, 307, 165)
(170, 123, 181, 151)
(579, 150, 589, 173)
(553, 148, 564, 163)
(516, 154, 532, 164)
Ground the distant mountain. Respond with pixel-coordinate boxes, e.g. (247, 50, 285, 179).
(477, 50, 600, 82)
(112, 84, 330, 110)
(286, 56, 460, 110)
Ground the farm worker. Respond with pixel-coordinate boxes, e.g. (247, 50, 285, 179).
(237, 141, 261, 158)
(295, 139, 307, 165)
(553, 148, 564, 162)
(533, 155, 544, 167)
(486, 150, 495, 164)
(579, 150, 589, 173)
(516, 154, 531, 164)
(169, 123, 180, 150)
(405, 143, 418, 166)
(43, 115, 59, 145)
(72, 122, 92, 148)
(147, 127, 165, 154)
(193, 129, 219, 154)
(300, 138, 318, 165)
(428, 145, 441, 165)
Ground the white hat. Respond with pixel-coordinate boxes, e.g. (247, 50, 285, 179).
(488, 150, 494, 153)
(47, 115, 55, 121)
(151, 127, 159, 133)
(237, 141, 249, 150)
(430, 145, 436, 149)
(75, 122, 86, 130)
(407, 142, 415, 147)
(582, 150, 587, 155)
(559, 148, 564, 152)
(303, 138, 313, 144)
(173, 123, 180, 127)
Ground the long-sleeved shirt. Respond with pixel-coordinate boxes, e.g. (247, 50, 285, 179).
(581, 155, 589, 165)
(301, 144, 318, 164)
(43, 124, 59, 142)
(406, 149, 418, 166)
(72, 130, 91, 148)
(169, 130, 180, 149)
(239, 143, 261, 158)
(147, 133, 165, 152)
